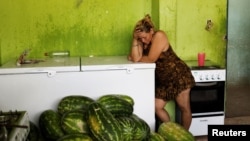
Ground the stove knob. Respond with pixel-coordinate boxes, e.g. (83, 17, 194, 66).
(217, 74, 221, 80)
(205, 75, 209, 80)
(199, 75, 203, 80)
(211, 74, 214, 80)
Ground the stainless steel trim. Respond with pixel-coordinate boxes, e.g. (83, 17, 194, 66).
(192, 111, 224, 116)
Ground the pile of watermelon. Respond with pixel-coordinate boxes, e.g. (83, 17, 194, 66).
(36, 94, 195, 141)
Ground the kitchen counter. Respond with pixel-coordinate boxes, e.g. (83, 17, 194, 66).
(0, 57, 80, 74)
(0, 56, 155, 73)
(80, 56, 155, 71)
(184, 60, 224, 69)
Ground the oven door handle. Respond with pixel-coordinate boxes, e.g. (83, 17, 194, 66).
(195, 82, 217, 87)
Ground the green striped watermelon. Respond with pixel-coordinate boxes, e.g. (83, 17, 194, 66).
(116, 116, 136, 141)
(57, 133, 93, 141)
(57, 95, 95, 115)
(149, 132, 165, 141)
(86, 102, 123, 141)
(158, 121, 195, 141)
(102, 94, 134, 106)
(61, 110, 90, 134)
(97, 95, 133, 117)
(39, 109, 65, 140)
(130, 114, 151, 141)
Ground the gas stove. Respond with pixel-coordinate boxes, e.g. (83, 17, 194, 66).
(185, 60, 226, 82)
(191, 68, 226, 82)
(182, 60, 226, 136)
(0, 111, 30, 141)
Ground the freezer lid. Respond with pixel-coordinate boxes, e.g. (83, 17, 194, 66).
(80, 56, 156, 71)
(0, 57, 80, 75)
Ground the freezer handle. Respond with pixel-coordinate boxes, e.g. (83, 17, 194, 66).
(27, 69, 57, 77)
(82, 65, 134, 74)
(106, 66, 134, 73)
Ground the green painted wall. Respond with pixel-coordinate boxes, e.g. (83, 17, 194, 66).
(0, 0, 227, 66)
(159, 0, 227, 121)
(175, 0, 227, 67)
(0, 0, 152, 65)
(159, 0, 177, 48)
(159, 0, 227, 67)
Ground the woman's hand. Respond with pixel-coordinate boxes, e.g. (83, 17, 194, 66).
(129, 28, 144, 62)
(133, 30, 143, 48)
(133, 28, 141, 40)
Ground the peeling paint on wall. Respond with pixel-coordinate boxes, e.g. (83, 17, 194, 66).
(175, 0, 227, 67)
(0, 0, 151, 64)
(0, 0, 226, 67)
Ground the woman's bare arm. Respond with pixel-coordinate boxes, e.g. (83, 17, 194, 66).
(128, 30, 143, 62)
(140, 31, 169, 63)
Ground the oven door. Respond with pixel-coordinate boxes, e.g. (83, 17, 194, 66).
(190, 81, 225, 116)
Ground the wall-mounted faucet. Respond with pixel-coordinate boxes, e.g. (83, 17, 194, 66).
(16, 49, 30, 66)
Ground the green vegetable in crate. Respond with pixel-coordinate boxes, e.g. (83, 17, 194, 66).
(97, 94, 133, 117)
(149, 132, 165, 141)
(57, 133, 93, 141)
(39, 109, 65, 140)
(57, 95, 95, 115)
(157, 121, 195, 141)
(130, 114, 151, 141)
(61, 110, 90, 134)
(86, 102, 123, 141)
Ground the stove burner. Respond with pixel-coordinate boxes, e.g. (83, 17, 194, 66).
(190, 65, 221, 70)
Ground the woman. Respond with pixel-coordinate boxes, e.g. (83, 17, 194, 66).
(128, 14, 195, 130)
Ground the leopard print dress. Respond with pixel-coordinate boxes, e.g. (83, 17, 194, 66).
(144, 45, 195, 101)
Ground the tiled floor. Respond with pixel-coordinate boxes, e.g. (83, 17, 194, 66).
(225, 86, 250, 117)
(194, 116, 250, 141)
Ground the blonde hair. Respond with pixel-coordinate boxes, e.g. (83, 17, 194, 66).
(134, 14, 155, 33)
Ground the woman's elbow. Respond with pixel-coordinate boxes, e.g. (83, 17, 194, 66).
(132, 57, 141, 62)
(129, 55, 141, 62)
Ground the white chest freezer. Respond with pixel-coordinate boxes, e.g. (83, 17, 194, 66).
(80, 56, 156, 130)
(0, 56, 156, 130)
(0, 57, 80, 125)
